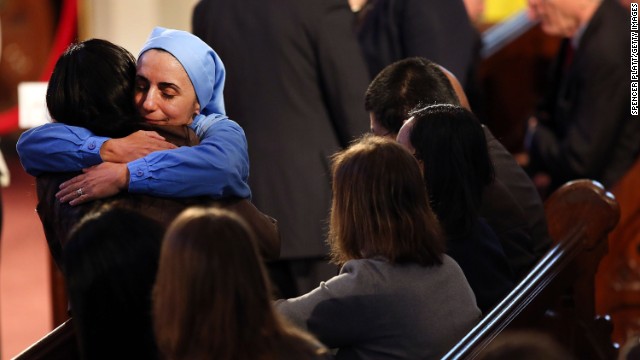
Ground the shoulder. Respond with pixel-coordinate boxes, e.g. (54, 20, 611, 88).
(581, 0, 629, 65)
(340, 258, 391, 277)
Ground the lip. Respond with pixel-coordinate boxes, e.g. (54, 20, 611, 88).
(144, 118, 167, 125)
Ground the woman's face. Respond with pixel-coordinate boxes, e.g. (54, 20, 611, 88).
(135, 49, 200, 126)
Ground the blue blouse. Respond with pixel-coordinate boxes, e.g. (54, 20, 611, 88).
(16, 113, 251, 199)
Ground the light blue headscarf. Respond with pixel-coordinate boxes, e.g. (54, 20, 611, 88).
(139, 26, 226, 116)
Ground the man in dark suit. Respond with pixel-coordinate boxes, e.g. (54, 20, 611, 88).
(523, 0, 638, 193)
(192, 0, 370, 297)
(354, 0, 479, 88)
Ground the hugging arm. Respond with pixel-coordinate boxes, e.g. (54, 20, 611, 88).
(34, 115, 251, 204)
(125, 114, 251, 199)
(17, 123, 176, 176)
(17, 123, 110, 176)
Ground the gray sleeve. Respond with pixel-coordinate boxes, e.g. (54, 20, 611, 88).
(275, 262, 372, 348)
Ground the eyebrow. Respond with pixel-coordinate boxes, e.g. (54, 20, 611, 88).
(158, 82, 181, 93)
(135, 75, 181, 93)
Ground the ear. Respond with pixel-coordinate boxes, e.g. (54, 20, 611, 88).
(193, 102, 201, 117)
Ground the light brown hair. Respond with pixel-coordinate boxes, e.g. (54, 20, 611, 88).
(329, 135, 445, 266)
(153, 207, 327, 360)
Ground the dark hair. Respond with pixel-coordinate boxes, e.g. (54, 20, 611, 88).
(364, 57, 460, 135)
(329, 134, 445, 266)
(408, 104, 494, 241)
(153, 207, 326, 360)
(46, 38, 145, 137)
(63, 204, 164, 360)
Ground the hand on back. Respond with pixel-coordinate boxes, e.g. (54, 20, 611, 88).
(100, 130, 177, 163)
(56, 162, 130, 206)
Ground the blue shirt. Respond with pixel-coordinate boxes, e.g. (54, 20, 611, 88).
(16, 114, 251, 199)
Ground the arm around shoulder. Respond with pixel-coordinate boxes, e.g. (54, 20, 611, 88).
(127, 115, 251, 199)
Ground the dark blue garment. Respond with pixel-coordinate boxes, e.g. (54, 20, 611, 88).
(446, 218, 515, 314)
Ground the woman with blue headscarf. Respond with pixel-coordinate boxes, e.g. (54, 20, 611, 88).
(17, 27, 250, 203)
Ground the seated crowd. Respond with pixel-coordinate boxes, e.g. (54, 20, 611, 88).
(17, 0, 633, 353)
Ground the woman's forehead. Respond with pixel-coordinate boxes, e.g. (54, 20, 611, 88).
(137, 50, 190, 82)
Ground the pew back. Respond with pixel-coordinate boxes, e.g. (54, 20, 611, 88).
(443, 179, 619, 360)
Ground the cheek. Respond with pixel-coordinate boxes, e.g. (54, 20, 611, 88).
(133, 92, 144, 106)
(163, 101, 194, 126)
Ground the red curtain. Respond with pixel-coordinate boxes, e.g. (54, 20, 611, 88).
(0, 0, 77, 135)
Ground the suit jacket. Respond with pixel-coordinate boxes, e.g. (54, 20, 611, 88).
(446, 218, 515, 314)
(356, 0, 478, 87)
(531, 0, 639, 190)
(482, 126, 551, 280)
(192, 0, 370, 259)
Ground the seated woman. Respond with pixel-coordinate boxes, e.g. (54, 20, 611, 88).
(17, 27, 250, 204)
(153, 207, 331, 360)
(63, 205, 165, 359)
(275, 135, 480, 359)
(26, 37, 279, 267)
(397, 104, 515, 313)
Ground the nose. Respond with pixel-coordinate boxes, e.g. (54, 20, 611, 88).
(139, 88, 159, 113)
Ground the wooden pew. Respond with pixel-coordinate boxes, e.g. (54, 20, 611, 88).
(14, 179, 618, 359)
(596, 157, 640, 346)
(443, 179, 620, 360)
(12, 319, 78, 360)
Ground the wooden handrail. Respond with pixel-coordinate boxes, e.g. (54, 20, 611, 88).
(11, 319, 78, 360)
(443, 179, 620, 359)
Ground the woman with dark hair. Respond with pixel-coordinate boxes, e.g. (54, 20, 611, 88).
(63, 205, 164, 360)
(17, 27, 251, 204)
(18, 35, 279, 268)
(153, 207, 330, 360)
(27, 35, 279, 358)
(26, 38, 197, 269)
(45, 39, 155, 138)
(397, 104, 515, 313)
(275, 135, 480, 359)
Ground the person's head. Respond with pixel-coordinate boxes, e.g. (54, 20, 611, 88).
(364, 57, 460, 138)
(154, 207, 316, 360)
(397, 104, 494, 240)
(329, 134, 445, 266)
(63, 204, 164, 360)
(527, 0, 602, 37)
(46, 38, 143, 138)
(135, 27, 226, 126)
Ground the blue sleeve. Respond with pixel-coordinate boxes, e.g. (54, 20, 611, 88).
(16, 123, 108, 176)
(127, 114, 251, 199)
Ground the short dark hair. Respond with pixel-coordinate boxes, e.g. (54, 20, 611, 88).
(329, 135, 445, 266)
(364, 57, 459, 135)
(408, 104, 494, 240)
(46, 38, 144, 137)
